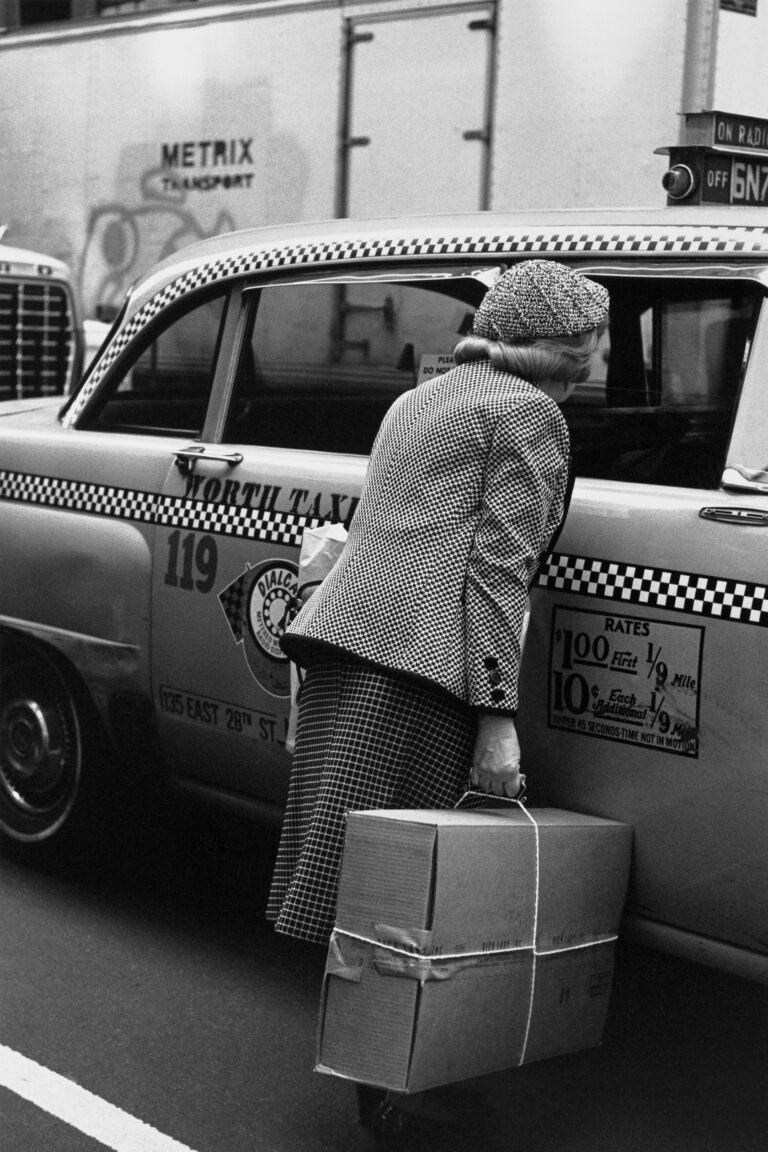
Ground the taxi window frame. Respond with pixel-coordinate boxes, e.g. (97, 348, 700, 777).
(567, 261, 768, 490)
(58, 297, 130, 420)
(77, 282, 239, 438)
(724, 291, 768, 493)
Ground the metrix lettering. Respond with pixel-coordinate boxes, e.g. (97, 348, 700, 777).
(161, 139, 254, 168)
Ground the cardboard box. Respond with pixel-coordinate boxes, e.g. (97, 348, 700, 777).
(316, 808, 632, 1092)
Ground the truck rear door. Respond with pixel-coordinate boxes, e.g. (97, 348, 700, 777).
(342, 6, 495, 214)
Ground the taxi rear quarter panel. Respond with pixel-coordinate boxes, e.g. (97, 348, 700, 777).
(519, 478, 768, 966)
(0, 406, 161, 732)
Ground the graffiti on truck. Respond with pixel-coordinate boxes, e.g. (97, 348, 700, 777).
(79, 164, 236, 318)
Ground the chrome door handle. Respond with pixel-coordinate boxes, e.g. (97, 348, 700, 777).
(699, 505, 768, 526)
(174, 445, 244, 474)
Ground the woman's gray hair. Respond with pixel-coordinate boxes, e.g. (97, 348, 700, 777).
(453, 328, 602, 386)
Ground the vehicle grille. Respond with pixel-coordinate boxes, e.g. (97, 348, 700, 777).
(0, 279, 75, 400)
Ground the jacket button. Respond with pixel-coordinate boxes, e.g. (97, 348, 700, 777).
(491, 688, 506, 703)
(484, 656, 498, 670)
(488, 670, 502, 686)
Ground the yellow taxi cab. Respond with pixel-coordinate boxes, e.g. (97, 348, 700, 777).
(2, 116, 768, 981)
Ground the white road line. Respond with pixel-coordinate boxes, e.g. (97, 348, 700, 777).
(0, 1043, 200, 1152)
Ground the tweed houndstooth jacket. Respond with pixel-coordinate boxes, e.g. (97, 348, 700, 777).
(281, 359, 571, 716)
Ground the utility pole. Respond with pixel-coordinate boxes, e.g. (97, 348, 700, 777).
(681, 0, 720, 127)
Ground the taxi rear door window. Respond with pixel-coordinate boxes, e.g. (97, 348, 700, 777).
(564, 278, 759, 489)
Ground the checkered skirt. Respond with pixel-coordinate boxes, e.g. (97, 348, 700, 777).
(266, 659, 477, 944)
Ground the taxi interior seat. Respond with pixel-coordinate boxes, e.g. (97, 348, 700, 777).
(90, 392, 208, 437)
(704, 316, 750, 399)
(606, 426, 725, 488)
(226, 347, 408, 453)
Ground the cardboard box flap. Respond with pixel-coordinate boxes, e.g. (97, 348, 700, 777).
(339, 810, 540, 954)
(535, 818, 633, 951)
(336, 815, 437, 941)
(317, 935, 420, 1090)
(429, 821, 536, 953)
(407, 952, 532, 1088)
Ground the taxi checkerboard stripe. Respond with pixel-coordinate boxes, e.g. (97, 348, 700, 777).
(0, 468, 312, 547)
(538, 553, 768, 627)
(62, 223, 768, 425)
(1, 466, 766, 627)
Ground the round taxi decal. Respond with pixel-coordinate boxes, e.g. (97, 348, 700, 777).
(218, 559, 298, 697)
(247, 561, 297, 661)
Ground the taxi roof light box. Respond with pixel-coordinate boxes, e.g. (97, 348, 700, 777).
(316, 808, 632, 1092)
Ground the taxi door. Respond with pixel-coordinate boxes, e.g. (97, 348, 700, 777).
(517, 263, 768, 960)
(151, 443, 364, 810)
(149, 265, 495, 810)
(148, 282, 364, 810)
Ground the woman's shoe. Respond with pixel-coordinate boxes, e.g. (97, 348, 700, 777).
(355, 1083, 388, 1129)
(368, 1098, 467, 1149)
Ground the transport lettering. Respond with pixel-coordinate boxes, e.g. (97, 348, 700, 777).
(161, 173, 255, 193)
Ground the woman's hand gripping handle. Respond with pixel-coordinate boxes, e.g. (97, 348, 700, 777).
(470, 713, 524, 799)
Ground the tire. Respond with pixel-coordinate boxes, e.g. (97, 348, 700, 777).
(0, 656, 84, 842)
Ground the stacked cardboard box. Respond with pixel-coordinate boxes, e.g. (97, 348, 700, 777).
(316, 807, 632, 1092)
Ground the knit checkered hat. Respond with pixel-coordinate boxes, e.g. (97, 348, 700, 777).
(472, 260, 609, 343)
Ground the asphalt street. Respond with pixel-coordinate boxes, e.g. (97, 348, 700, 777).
(1, 795, 767, 1152)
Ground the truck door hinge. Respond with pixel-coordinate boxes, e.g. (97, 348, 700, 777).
(349, 29, 374, 46)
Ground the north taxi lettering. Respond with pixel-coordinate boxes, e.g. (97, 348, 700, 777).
(183, 474, 359, 528)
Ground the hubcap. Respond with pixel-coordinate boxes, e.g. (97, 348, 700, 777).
(0, 662, 80, 835)
(1, 699, 67, 802)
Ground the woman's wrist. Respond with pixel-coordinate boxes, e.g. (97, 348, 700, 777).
(476, 711, 518, 735)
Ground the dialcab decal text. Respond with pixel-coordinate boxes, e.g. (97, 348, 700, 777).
(548, 606, 703, 758)
(218, 559, 298, 697)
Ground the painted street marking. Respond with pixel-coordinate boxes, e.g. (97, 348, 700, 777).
(0, 1043, 200, 1152)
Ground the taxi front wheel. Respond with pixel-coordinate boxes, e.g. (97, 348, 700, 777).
(0, 657, 84, 842)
